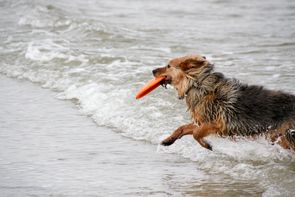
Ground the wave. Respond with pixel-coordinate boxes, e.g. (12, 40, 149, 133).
(1, 0, 295, 195)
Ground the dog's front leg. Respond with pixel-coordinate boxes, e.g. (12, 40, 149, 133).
(161, 123, 196, 146)
(192, 123, 219, 151)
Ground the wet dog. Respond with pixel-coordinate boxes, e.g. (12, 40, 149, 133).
(153, 55, 295, 151)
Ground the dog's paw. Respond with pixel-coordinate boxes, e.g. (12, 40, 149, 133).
(207, 144, 213, 151)
(161, 138, 175, 146)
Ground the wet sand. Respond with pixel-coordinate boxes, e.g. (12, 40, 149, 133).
(0, 75, 216, 197)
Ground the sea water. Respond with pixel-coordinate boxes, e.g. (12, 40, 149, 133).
(0, 0, 295, 196)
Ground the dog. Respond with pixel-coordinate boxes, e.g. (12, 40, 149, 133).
(152, 55, 295, 151)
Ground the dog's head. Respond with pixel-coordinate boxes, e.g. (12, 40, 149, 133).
(152, 55, 213, 99)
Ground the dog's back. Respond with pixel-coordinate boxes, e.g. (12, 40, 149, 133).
(213, 78, 295, 149)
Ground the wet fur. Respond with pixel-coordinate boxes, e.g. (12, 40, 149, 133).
(153, 55, 295, 151)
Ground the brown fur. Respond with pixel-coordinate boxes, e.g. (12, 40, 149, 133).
(153, 55, 295, 151)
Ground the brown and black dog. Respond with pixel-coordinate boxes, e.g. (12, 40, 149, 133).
(153, 55, 295, 151)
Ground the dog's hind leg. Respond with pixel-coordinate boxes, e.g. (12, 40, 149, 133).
(285, 129, 295, 151)
(274, 121, 295, 150)
(192, 123, 219, 151)
(161, 123, 196, 146)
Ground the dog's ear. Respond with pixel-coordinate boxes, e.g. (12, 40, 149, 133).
(179, 58, 207, 72)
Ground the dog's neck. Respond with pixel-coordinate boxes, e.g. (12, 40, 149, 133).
(184, 72, 211, 96)
(176, 67, 212, 100)
(184, 71, 225, 112)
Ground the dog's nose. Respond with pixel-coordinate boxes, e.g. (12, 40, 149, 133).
(152, 69, 157, 76)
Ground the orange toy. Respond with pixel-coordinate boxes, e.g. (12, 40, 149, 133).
(136, 77, 165, 99)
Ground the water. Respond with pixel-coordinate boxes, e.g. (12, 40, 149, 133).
(0, 76, 209, 197)
(0, 0, 295, 196)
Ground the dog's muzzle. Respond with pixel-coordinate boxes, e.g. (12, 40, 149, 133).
(152, 69, 171, 88)
(160, 76, 172, 88)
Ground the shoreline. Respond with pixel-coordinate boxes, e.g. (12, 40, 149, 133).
(1, 75, 293, 196)
(0, 75, 204, 196)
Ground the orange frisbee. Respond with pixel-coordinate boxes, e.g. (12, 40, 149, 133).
(136, 76, 165, 99)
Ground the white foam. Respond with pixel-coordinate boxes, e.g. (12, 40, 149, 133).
(18, 4, 73, 29)
(56, 79, 295, 171)
(1, 1, 295, 195)
(24, 40, 89, 66)
(3, 39, 295, 176)
(25, 40, 67, 62)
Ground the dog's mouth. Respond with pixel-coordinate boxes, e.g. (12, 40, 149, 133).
(160, 76, 172, 89)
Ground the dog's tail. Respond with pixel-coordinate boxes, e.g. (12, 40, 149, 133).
(285, 129, 295, 150)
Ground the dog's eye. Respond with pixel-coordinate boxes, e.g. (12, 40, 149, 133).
(167, 65, 171, 68)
